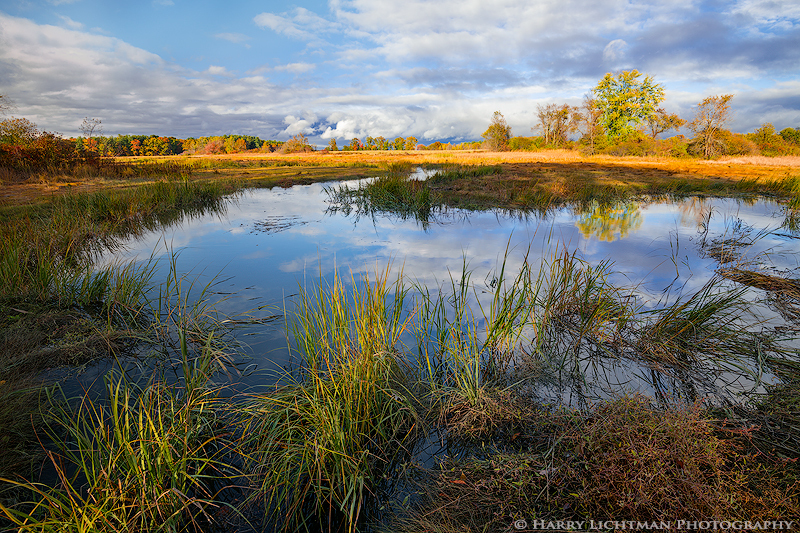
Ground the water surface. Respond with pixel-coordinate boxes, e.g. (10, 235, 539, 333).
(101, 178, 800, 402)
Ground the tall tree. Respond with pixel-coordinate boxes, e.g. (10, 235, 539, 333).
(535, 103, 579, 146)
(688, 94, 734, 159)
(482, 111, 511, 151)
(80, 117, 103, 154)
(403, 136, 418, 150)
(593, 70, 664, 141)
(327, 138, 338, 151)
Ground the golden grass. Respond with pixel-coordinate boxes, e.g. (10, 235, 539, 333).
(3, 150, 799, 207)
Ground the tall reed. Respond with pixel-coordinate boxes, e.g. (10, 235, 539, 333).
(0, 358, 235, 533)
(242, 267, 418, 532)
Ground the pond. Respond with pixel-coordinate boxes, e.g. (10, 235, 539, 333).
(98, 175, 800, 405)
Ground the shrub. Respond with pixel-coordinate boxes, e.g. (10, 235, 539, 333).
(508, 136, 543, 151)
(601, 131, 658, 156)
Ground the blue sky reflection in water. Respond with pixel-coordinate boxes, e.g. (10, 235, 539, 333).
(99, 179, 800, 404)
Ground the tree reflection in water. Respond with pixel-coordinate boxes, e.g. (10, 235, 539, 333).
(575, 200, 643, 241)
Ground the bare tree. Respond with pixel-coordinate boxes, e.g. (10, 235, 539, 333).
(535, 103, 579, 146)
(576, 96, 604, 154)
(80, 117, 103, 155)
(80, 117, 103, 138)
(0, 94, 14, 115)
(688, 95, 733, 158)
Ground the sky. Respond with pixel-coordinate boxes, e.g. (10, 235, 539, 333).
(0, 0, 798, 145)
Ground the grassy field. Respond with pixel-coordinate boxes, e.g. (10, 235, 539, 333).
(3, 150, 800, 206)
(1, 150, 800, 532)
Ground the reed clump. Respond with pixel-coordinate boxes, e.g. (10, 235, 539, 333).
(0, 349, 239, 533)
(326, 174, 434, 222)
(242, 269, 420, 532)
(0, 256, 249, 533)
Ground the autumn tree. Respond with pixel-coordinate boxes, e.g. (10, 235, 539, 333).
(281, 133, 313, 153)
(0, 117, 39, 145)
(688, 94, 734, 159)
(392, 137, 405, 151)
(349, 138, 362, 151)
(327, 138, 338, 151)
(780, 127, 800, 146)
(404, 136, 418, 150)
(644, 108, 685, 139)
(593, 70, 664, 141)
(482, 111, 511, 151)
(535, 103, 579, 146)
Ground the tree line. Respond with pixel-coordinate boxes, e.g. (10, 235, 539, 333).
(76, 133, 284, 157)
(482, 70, 800, 158)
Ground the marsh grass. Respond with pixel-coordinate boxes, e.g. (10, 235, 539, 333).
(3, 159, 800, 531)
(0, 257, 248, 533)
(0, 349, 239, 533)
(242, 268, 419, 532)
(0, 179, 243, 504)
(0, 179, 238, 305)
(321, 154, 800, 216)
(326, 173, 434, 223)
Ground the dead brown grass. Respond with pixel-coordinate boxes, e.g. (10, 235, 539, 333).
(394, 396, 800, 532)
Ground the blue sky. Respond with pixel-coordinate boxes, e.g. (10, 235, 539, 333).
(0, 0, 798, 145)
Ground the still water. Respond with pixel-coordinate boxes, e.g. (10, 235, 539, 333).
(100, 177, 800, 402)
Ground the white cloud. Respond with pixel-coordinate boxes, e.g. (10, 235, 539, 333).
(214, 32, 251, 48)
(57, 15, 84, 30)
(254, 8, 337, 42)
(729, 0, 800, 26)
(274, 62, 316, 74)
(206, 65, 231, 76)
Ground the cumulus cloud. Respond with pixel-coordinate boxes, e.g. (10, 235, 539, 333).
(206, 65, 235, 76)
(1, 0, 799, 143)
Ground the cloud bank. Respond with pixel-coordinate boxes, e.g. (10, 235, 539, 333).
(0, 0, 798, 142)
